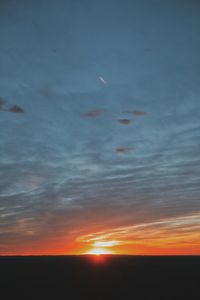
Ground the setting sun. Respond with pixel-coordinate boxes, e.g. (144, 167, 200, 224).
(85, 248, 113, 255)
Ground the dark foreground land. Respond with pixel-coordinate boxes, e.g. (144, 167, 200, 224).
(0, 255, 200, 300)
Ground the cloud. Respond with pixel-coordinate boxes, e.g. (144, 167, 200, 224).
(115, 147, 133, 153)
(0, 97, 24, 114)
(83, 109, 105, 118)
(118, 119, 131, 125)
(123, 111, 147, 116)
(8, 105, 24, 114)
(79, 213, 200, 251)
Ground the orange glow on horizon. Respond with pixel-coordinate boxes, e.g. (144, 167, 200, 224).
(85, 247, 114, 255)
(74, 213, 200, 256)
(1, 213, 200, 256)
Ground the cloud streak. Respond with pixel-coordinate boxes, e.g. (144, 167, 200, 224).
(79, 213, 200, 253)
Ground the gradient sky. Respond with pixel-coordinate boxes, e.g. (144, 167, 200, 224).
(0, 0, 200, 255)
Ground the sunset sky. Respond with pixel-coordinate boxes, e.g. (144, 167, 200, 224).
(0, 0, 200, 255)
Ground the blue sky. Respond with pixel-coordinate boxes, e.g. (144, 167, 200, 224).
(0, 0, 200, 254)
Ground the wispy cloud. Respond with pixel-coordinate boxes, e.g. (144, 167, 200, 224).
(83, 109, 105, 118)
(79, 213, 200, 252)
(122, 111, 147, 116)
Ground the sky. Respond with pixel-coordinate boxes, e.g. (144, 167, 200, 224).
(0, 0, 200, 255)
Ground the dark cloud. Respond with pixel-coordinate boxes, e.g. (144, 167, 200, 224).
(115, 147, 133, 153)
(8, 105, 24, 114)
(123, 111, 147, 116)
(0, 98, 24, 114)
(118, 119, 131, 125)
(83, 109, 105, 118)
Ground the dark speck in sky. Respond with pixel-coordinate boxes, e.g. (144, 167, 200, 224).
(123, 111, 147, 116)
(83, 109, 105, 118)
(118, 119, 131, 125)
(115, 147, 133, 153)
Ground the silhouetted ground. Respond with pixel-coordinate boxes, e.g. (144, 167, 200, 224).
(0, 256, 200, 299)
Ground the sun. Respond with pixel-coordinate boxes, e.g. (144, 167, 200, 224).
(85, 247, 113, 256)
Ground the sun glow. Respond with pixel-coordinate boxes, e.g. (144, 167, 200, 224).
(85, 247, 113, 255)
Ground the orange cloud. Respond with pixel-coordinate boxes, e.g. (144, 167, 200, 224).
(78, 213, 200, 255)
(1, 212, 200, 256)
